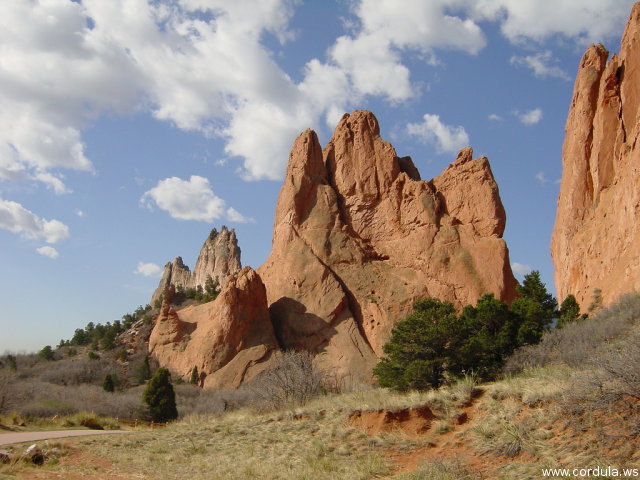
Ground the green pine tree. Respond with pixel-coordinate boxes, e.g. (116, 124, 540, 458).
(142, 368, 178, 422)
(103, 374, 115, 392)
(189, 366, 199, 385)
(136, 356, 151, 384)
(557, 294, 582, 328)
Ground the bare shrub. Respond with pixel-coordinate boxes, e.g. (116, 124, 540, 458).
(0, 370, 17, 414)
(175, 385, 255, 417)
(563, 332, 640, 435)
(7, 379, 145, 420)
(248, 350, 324, 412)
(39, 357, 114, 385)
(504, 293, 640, 374)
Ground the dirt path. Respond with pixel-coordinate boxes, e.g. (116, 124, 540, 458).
(0, 430, 131, 446)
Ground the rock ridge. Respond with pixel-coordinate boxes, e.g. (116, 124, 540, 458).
(258, 109, 517, 381)
(150, 226, 242, 305)
(552, 2, 640, 308)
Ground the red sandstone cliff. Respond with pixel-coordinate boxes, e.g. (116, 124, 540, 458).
(551, 2, 640, 308)
(151, 226, 242, 306)
(258, 110, 517, 381)
(149, 266, 279, 388)
(149, 110, 517, 387)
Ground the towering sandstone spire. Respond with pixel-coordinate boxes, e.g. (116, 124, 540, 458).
(258, 110, 517, 380)
(149, 110, 518, 387)
(150, 226, 242, 305)
(552, 3, 640, 308)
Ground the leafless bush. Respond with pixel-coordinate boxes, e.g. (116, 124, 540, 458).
(0, 370, 17, 414)
(564, 332, 640, 434)
(175, 385, 255, 417)
(4, 378, 145, 420)
(248, 350, 324, 412)
(39, 357, 115, 386)
(504, 293, 640, 374)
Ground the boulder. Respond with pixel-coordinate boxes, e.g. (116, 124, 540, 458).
(149, 267, 279, 388)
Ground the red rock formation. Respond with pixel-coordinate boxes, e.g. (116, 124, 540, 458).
(552, 2, 640, 309)
(149, 267, 279, 388)
(151, 226, 241, 306)
(258, 110, 517, 381)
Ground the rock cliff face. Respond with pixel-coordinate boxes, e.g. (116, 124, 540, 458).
(258, 110, 517, 381)
(151, 226, 242, 306)
(149, 110, 517, 388)
(551, 3, 640, 309)
(149, 267, 279, 388)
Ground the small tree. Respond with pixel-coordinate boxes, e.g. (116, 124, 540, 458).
(39, 345, 54, 361)
(103, 374, 115, 392)
(557, 294, 582, 328)
(6, 355, 17, 372)
(189, 366, 199, 385)
(136, 355, 151, 384)
(204, 275, 220, 302)
(510, 270, 557, 345)
(374, 298, 458, 391)
(588, 288, 603, 313)
(142, 368, 178, 422)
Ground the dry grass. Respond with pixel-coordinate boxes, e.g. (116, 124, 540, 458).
(395, 459, 482, 480)
(3, 365, 638, 479)
(4, 295, 640, 479)
(67, 407, 392, 480)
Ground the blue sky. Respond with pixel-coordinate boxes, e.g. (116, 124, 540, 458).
(1, 0, 636, 353)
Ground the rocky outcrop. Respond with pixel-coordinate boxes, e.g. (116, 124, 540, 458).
(258, 110, 517, 381)
(151, 226, 242, 306)
(551, 3, 640, 309)
(149, 267, 279, 388)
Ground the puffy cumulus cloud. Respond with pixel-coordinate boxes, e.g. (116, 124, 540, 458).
(36, 246, 60, 259)
(0, 198, 69, 243)
(510, 51, 570, 80)
(0, 0, 301, 185)
(469, 0, 637, 45)
(407, 114, 470, 154)
(517, 108, 543, 125)
(325, 0, 485, 102)
(140, 175, 249, 223)
(1, 0, 635, 190)
(134, 261, 163, 277)
(511, 262, 533, 276)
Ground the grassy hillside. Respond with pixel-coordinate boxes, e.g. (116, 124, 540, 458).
(1, 295, 639, 479)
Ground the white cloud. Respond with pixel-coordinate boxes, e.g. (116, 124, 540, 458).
(517, 108, 543, 125)
(140, 175, 248, 223)
(0, 0, 635, 190)
(226, 207, 253, 224)
(510, 51, 570, 80)
(488, 113, 503, 122)
(535, 171, 548, 183)
(0, 198, 69, 243)
(134, 261, 163, 277)
(512, 262, 533, 276)
(407, 114, 470, 154)
(324, 0, 486, 103)
(470, 0, 636, 45)
(36, 246, 59, 259)
(75, 209, 85, 218)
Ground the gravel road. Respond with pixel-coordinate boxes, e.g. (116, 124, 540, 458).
(0, 430, 132, 446)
